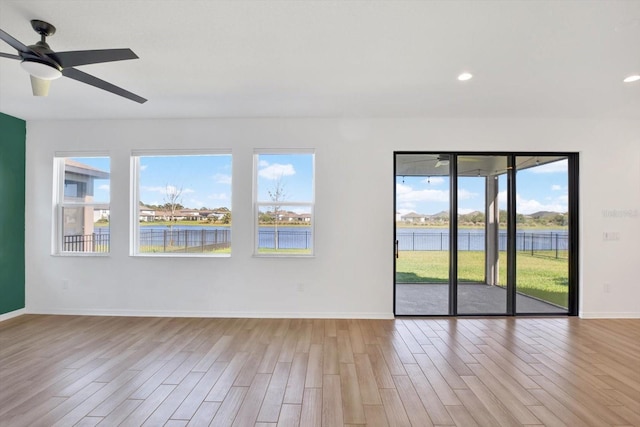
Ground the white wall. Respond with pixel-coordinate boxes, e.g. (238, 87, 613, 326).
(25, 118, 640, 318)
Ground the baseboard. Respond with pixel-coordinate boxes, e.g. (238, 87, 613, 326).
(0, 308, 26, 322)
(26, 308, 395, 320)
(580, 311, 640, 319)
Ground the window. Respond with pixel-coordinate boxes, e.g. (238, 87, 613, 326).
(54, 155, 110, 254)
(131, 151, 232, 256)
(254, 151, 315, 256)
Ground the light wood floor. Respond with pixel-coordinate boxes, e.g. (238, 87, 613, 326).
(0, 316, 639, 426)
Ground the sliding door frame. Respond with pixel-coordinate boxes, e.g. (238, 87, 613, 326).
(394, 151, 579, 317)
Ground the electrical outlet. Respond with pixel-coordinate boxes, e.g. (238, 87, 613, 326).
(297, 283, 305, 292)
(62, 279, 69, 290)
(603, 283, 611, 293)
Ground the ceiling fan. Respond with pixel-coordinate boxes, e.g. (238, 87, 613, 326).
(0, 19, 146, 103)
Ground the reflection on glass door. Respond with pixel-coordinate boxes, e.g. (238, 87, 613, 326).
(457, 155, 509, 314)
(515, 156, 569, 313)
(395, 154, 450, 315)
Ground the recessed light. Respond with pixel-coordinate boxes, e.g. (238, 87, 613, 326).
(623, 74, 640, 83)
(458, 72, 473, 81)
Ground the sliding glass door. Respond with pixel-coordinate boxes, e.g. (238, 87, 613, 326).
(394, 152, 578, 316)
(394, 154, 450, 315)
(456, 155, 509, 315)
(514, 156, 570, 314)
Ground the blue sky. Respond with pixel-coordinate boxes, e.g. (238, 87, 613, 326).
(396, 159, 568, 216)
(75, 155, 565, 215)
(138, 155, 232, 209)
(256, 154, 314, 205)
(74, 154, 314, 210)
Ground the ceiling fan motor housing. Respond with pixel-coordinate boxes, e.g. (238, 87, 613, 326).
(21, 22, 63, 80)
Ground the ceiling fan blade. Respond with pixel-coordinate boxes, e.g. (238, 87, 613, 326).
(30, 75, 51, 96)
(0, 28, 31, 54)
(0, 52, 21, 60)
(62, 67, 147, 104)
(51, 48, 139, 68)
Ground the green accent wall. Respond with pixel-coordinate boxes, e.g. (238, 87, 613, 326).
(0, 113, 26, 315)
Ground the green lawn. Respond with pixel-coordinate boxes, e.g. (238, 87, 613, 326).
(396, 250, 568, 307)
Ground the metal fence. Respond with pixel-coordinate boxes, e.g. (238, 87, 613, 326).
(258, 230, 313, 249)
(63, 232, 110, 253)
(397, 231, 568, 259)
(138, 229, 231, 253)
(514, 232, 568, 258)
(64, 229, 563, 257)
(64, 229, 315, 253)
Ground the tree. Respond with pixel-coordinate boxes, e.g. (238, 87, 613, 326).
(552, 213, 566, 226)
(164, 184, 183, 245)
(268, 177, 287, 249)
(164, 185, 184, 222)
(259, 211, 273, 223)
(221, 212, 231, 224)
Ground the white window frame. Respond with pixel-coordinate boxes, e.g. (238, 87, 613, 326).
(130, 149, 233, 257)
(253, 149, 315, 257)
(53, 152, 110, 256)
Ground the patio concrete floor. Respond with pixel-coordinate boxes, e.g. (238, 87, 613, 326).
(396, 283, 566, 315)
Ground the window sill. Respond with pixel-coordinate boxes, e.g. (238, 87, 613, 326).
(131, 253, 231, 258)
(253, 253, 315, 259)
(52, 252, 110, 257)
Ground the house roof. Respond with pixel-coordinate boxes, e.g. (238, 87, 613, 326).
(1, 1, 639, 121)
(64, 158, 110, 179)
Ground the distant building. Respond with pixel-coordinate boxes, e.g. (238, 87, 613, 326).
(401, 212, 426, 223)
(63, 159, 110, 239)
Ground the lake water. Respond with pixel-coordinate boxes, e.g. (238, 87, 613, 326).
(396, 228, 568, 251)
(93, 225, 566, 251)
(95, 225, 313, 250)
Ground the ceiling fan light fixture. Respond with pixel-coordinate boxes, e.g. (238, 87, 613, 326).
(20, 59, 62, 80)
(623, 74, 640, 83)
(457, 72, 473, 81)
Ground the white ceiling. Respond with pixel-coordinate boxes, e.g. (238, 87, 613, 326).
(0, 0, 639, 121)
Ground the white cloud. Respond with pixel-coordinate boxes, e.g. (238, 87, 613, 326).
(497, 190, 567, 214)
(140, 165, 148, 171)
(141, 185, 195, 195)
(396, 183, 449, 203)
(516, 198, 566, 214)
(498, 190, 507, 204)
(208, 193, 229, 201)
(396, 184, 476, 204)
(189, 199, 205, 208)
(531, 159, 567, 174)
(421, 177, 445, 185)
(458, 189, 478, 200)
(141, 186, 165, 193)
(258, 160, 269, 167)
(259, 163, 296, 180)
(98, 184, 110, 191)
(551, 184, 562, 191)
(213, 173, 232, 184)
